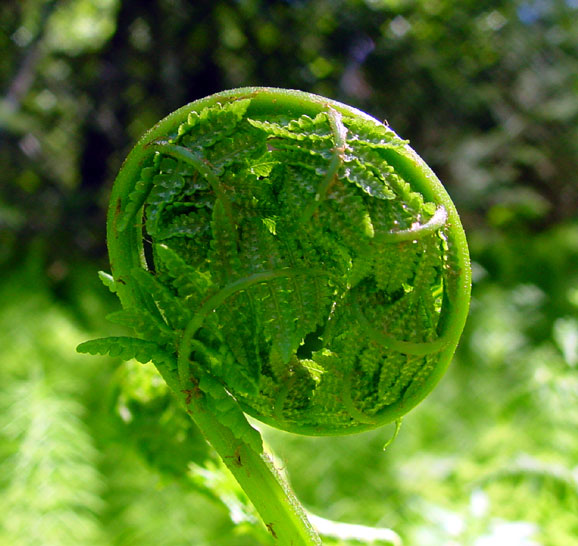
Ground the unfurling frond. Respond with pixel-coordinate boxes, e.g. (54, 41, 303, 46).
(81, 88, 470, 437)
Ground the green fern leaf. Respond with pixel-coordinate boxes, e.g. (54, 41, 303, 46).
(277, 236, 335, 338)
(145, 160, 187, 236)
(318, 201, 371, 261)
(155, 207, 212, 241)
(248, 155, 278, 177)
(248, 112, 332, 142)
(77, 336, 176, 368)
(270, 142, 332, 172)
(392, 354, 433, 400)
(215, 302, 262, 392)
(374, 240, 420, 294)
(204, 128, 267, 176)
(377, 352, 407, 404)
(98, 270, 117, 293)
(237, 217, 299, 366)
(326, 179, 375, 239)
(344, 117, 408, 150)
(0, 374, 104, 545)
(228, 170, 278, 216)
(106, 309, 175, 347)
(343, 145, 400, 200)
(154, 243, 213, 302)
(274, 164, 320, 225)
(194, 329, 261, 395)
(209, 200, 241, 285)
(130, 268, 190, 329)
(307, 350, 351, 427)
(177, 98, 252, 149)
(340, 155, 395, 200)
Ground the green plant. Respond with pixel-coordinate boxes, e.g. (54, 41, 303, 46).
(78, 87, 471, 545)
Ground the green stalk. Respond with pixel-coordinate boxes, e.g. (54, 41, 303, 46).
(150, 358, 321, 545)
(188, 397, 321, 545)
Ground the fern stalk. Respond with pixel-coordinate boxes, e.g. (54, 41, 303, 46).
(79, 87, 471, 544)
(152, 337, 321, 545)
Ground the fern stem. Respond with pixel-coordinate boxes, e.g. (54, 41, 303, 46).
(143, 355, 321, 545)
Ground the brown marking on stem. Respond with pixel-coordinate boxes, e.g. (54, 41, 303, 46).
(181, 389, 193, 405)
(112, 198, 123, 233)
(225, 446, 243, 468)
(266, 522, 278, 539)
(114, 198, 122, 219)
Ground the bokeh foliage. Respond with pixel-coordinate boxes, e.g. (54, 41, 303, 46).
(1, 0, 577, 544)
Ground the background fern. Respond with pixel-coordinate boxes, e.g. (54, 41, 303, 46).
(0, 271, 105, 546)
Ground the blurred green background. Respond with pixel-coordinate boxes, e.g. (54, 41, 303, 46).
(1, 0, 577, 544)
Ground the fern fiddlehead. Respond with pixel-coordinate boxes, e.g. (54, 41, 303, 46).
(78, 87, 471, 544)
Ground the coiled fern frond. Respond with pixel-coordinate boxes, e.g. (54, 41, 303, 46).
(80, 87, 470, 436)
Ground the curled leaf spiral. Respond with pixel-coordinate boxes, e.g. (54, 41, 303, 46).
(82, 87, 471, 436)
